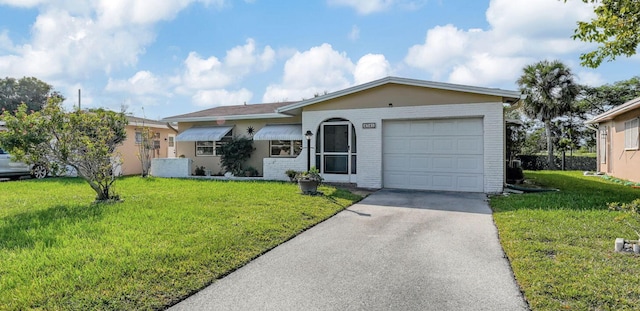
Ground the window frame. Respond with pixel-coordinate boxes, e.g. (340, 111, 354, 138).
(269, 140, 302, 157)
(624, 118, 639, 150)
(135, 131, 143, 145)
(195, 129, 233, 157)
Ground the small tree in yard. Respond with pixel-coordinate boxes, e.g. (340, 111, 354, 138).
(219, 137, 254, 176)
(136, 124, 155, 178)
(0, 97, 127, 202)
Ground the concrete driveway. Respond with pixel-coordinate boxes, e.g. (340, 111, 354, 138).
(169, 189, 528, 311)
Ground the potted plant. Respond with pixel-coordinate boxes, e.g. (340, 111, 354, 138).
(296, 166, 323, 194)
(285, 169, 298, 182)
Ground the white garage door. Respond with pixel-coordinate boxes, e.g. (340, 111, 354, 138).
(383, 118, 484, 192)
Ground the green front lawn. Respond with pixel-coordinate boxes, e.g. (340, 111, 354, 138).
(0, 177, 361, 310)
(491, 171, 640, 310)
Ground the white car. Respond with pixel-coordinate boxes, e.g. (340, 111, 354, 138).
(0, 148, 48, 180)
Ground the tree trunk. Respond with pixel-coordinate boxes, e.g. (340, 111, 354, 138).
(545, 120, 556, 170)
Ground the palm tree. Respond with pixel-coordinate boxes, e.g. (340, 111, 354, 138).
(517, 60, 580, 169)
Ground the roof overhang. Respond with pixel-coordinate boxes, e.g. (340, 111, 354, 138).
(163, 113, 293, 123)
(175, 126, 233, 142)
(253, 124, 303, 141)
(276, 76, 523, 113)
(586, 96, 640, 124)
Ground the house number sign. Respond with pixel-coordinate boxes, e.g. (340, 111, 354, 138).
(362, 122, 376, 129)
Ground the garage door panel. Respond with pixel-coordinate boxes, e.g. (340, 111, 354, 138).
(384, 154, 409, 170)
(383, 118, 484, 192)
(409, 156, 431, 172)
(457, 138, 483, 154)
(385, 138, 410, 154)
(409, 121, 433, 135)
(457, 119, 483, 132)
(432, 120, 456, 135)
(409, 139, 430, 153)
(457, 157, 483, 172)
(409, 175, 430, 188)
(432, 138, 455, 153)
(384, 122, 411, 137)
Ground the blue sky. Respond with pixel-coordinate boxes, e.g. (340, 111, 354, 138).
(0, 0, 637, 120)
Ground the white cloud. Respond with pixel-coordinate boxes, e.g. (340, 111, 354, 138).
(575, 71, 606, 87)
(0, 0, 45, 8)
(105, 71, 168, 96)
(348, 25, 360, 41)
(327, 0, 425, 14)
(96, 0, 225, 28)
(405, 24, 470, 78)
(176, 39, 275, 92)
(0, 0, 227, 80)
(174, 39, 275, 107)
(263, 44, 355, 102)
(404, 0, 596, 87)
(354, 54, 391, 85)
(192, 89, 253, 107)
(327, 0, 393, 14)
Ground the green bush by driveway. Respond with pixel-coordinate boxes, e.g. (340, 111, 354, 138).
(0, 177, 361, 310)
(491, 171, 640, 310)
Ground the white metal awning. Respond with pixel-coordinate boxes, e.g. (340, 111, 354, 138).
(253, 124, 303, 141)
(176, 126, 233, 142)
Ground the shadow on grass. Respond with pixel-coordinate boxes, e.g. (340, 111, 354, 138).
(492, 171, 640, 213)
(0, 203, 106, 251)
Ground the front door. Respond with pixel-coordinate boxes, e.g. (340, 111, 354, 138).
(318, 121, 356, 183)
(167, 134, 176, 158)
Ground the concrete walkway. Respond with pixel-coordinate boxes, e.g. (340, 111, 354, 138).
(169, 189, 528, 311)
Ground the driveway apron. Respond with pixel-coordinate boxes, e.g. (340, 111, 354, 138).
(170, 189, 528, 311)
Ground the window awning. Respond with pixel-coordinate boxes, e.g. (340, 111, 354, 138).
(176, 126, 233, 142)
(253, 124, 303, 141)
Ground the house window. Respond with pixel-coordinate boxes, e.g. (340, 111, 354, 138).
(270, 140, 302, 157)
(196, 141, 214, 156)
(624, 119, 639, 150)
(135, 131, 143, 144)
(153, 140, 161, 150)
(195, 130, 233, 156)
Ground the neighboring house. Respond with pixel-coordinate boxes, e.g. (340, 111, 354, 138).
(163, 76, 521, 193)
(115, 116, 178, 176)
(586, 96, 640, 183)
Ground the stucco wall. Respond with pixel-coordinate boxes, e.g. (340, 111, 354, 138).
(305, 84, 503, 112)
(116, 125, 177, 176)
(263, 153, 306, 181)
(176, 116, 301, 176)
(150, 158, 191, 177)
(303, 102, 505, 193)
(598, 109, 640, 182)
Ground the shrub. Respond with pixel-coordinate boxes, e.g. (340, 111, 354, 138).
(219, 137, 255, 175)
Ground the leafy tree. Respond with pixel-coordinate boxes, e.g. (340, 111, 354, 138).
(218, 137, 254, 175)
(568, 0, 640, 68)
(516, 60, 580, 169)
(0, 77, 62, 112)
(0, 97, 128, 202)
(577, 76, 640, 116)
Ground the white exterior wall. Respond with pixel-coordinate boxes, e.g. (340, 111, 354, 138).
(263, 153, 306, 181)
(302, 102, 505, 193)
(150, 158, 192, 178)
